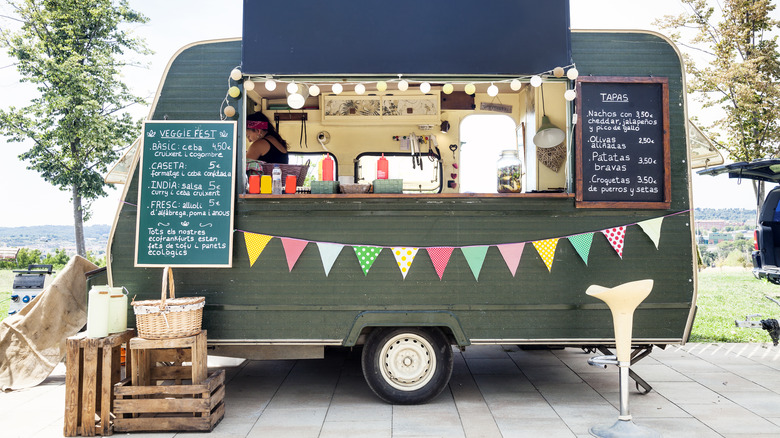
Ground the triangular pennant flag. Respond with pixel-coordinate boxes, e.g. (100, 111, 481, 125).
(461, 246, 489, 281)
(354, 246, 382, 276)
(281, 238, 308, 272)
(392, 247, 419, 279)
(532, 238, 559, 272)
(568, 233, 594, 265)
(244, 232, 273, 267)
(638, 217, 664, 249)
(427, 247, 454, 280)
(601, 226, 627, 258)
(316, 242, 344, 276)
(497, 243, 525, 277)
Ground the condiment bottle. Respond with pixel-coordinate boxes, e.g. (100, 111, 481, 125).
(87, 286, 110, 338)
(260, 175, 272, 194)
(272, 164, 282, 194)
(377, 154, 389, 179)
(322, 155, 334, 181)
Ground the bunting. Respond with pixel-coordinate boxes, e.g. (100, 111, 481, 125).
(237, 211, 686, 279)
(497, 243, 525, 277)
(533, 238, 559, 272)
(461, 246, 489, 281)
(601, 226, 626, 258)
(316, 242, 344, 276)
(244, 232, 272, 267)
(568, 233, 594, 265)
(392, 247, 419, 279)
(281, 238, 308, 272)
(354, 246, 382, 276)
(638, 217, 664, 249)
(427, 247, 454, 280)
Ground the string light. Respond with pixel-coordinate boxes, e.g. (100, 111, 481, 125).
(510, 79, 522, 91)
(286, 81, 298, 94)
(553, 67, 564, 78)
(355, 83, 366, 94)
(332, 83, 343, 94)
(487, 83, 499, 97)
(420, 82, 431, 94)
(530, 75, 542, 87)
(223, 105, 236, 117)
(230, 68, 242, 81)
(442, 83, 454, 94)
(564, 89, 577, 101)
(376, 81, 388, 92)
(309, 84, 320, 96)
(228, 86, 241, 98)
(398, 79, 409, 91)
(464, 83, 476, 95)
(567, 67, 579, 80)
(244, 80, 255, 91)
(265, 79, 276, 91)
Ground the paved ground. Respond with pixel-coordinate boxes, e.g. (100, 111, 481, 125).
(3, 343, 780, 437)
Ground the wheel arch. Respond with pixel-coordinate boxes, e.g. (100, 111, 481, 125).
(343, 310, 470, 347)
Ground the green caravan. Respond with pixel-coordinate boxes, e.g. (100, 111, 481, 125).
(104, 0, 697, 403)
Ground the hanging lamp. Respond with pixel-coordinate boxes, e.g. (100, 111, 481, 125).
(533, 83, 565, 148)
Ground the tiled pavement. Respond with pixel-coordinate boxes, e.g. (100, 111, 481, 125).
(3, 343, 780, 437)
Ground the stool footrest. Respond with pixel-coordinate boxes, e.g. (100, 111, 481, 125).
(588, 354, 618, 368)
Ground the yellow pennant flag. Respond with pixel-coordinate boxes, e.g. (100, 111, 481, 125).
(533, 238, 559, 272)
(244, 232, 273, 267)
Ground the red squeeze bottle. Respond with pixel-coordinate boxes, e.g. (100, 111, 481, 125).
(248, 175, 260, 194)
(377, 154, 388, 179)
(322, 155, 334, 181)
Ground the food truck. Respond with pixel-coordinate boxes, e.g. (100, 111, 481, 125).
(102, 0, 697, 403)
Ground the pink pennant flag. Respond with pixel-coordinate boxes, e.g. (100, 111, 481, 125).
(601, 226, 626, 258)
(497, 243, 525, 277)
(280, 238, 308, 271)
(426, 247, 454, 280)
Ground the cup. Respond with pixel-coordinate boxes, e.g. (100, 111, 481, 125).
(248, 175, 260, 193)
(285, 174, 297, 194)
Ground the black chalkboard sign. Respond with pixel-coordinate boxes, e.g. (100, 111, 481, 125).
(575, 77, 670, 209)
(135, 121, 237, 267)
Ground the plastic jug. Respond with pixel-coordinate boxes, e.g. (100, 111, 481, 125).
(272, 165, 282, 194)
(108, 287, 128, 334)
(377, 154, 389, 179)
(87, 286, 110, 338)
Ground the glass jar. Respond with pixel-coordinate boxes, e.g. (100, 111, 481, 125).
(496, 150, 523, 193)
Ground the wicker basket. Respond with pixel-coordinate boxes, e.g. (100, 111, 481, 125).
(247, 160, 309, 187)
(132, 267, 204, 339)
(340, 183, 371, 194)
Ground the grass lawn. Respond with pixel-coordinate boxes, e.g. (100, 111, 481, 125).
(0, 269, 13, 321)
(692, 268, 780, 343)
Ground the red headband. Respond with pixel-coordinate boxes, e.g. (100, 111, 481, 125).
(247, 121, 268, 130)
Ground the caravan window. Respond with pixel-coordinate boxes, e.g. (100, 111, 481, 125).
(459, 115, 518, 193)
(354, 152, 442, 193)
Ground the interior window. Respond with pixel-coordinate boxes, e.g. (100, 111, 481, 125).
(288, 152, 337, 187)
(459, 115, 519, 193)
(354, 152, 442, 193)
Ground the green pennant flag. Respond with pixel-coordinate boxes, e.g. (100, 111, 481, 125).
(461, 246, 489, 281)
(354, 246, 382, 276)
(568, 233, 594, 265)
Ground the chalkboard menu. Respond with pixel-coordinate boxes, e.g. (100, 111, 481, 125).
(135, 121, 237, 267)
(575, 77, 671, 209)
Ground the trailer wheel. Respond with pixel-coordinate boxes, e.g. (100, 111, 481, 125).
(361, 327, 453, 404)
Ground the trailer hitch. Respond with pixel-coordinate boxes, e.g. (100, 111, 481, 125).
(735, 296, 780, 346)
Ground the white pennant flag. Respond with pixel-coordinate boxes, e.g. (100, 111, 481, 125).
(316, 242, 344, 276)
(638, 217, 664, 249)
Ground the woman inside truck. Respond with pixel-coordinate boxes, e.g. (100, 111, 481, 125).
(246, 112, 289, 164)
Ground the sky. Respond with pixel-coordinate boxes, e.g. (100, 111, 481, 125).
(0, 0, 764, 227)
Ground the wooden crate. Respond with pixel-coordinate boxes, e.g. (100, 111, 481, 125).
(128, 330, 208, 386)
(113, 369, 225, 433)
(64, 329, 136, 437)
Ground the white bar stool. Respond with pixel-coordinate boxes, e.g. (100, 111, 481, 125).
(586, 279, 661, 438)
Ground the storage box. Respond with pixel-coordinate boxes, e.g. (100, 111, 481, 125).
(373, 179, 403, 193)
(113, 369, 225, 433)
(311, 180, 340, 194)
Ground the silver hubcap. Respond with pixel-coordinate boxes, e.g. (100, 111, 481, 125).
(379, 333, 437, 391)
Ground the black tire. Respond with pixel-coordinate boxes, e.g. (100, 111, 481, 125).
(361, 327, 453, 404)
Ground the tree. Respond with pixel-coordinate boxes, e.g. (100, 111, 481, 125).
(0, 0, 148, 256)
(657, 0, 780, 208)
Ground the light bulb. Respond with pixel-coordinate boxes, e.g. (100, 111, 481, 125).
(228, 86, 241, 98)
(464, 83, 476, 95)
(230, 68, 242, 81)
(420, 82, 431, 93)
(223, 105, 236, 117)
(398, 79, 409, 91)
(442, 83, 454, 94)
(487, 83, 499, 97)
(309, 84, 320, 96)
(287, 82, 298, 94)
(510, 79, 522, 91)
(244, 80, 255, 91)
(564, 89, 577, 101)
(567, 67, 579, 80)
(553, 67, 564, 78)
(287, 93, 305, 109)
(265, 79, 276, 91)
(530, 75, 542, 87)
(355, 83, 366, 94)
(376, 81, 387, 92)
(332, 83, 343, 94)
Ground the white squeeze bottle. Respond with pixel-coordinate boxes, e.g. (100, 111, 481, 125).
(272, 164, 282, 194)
